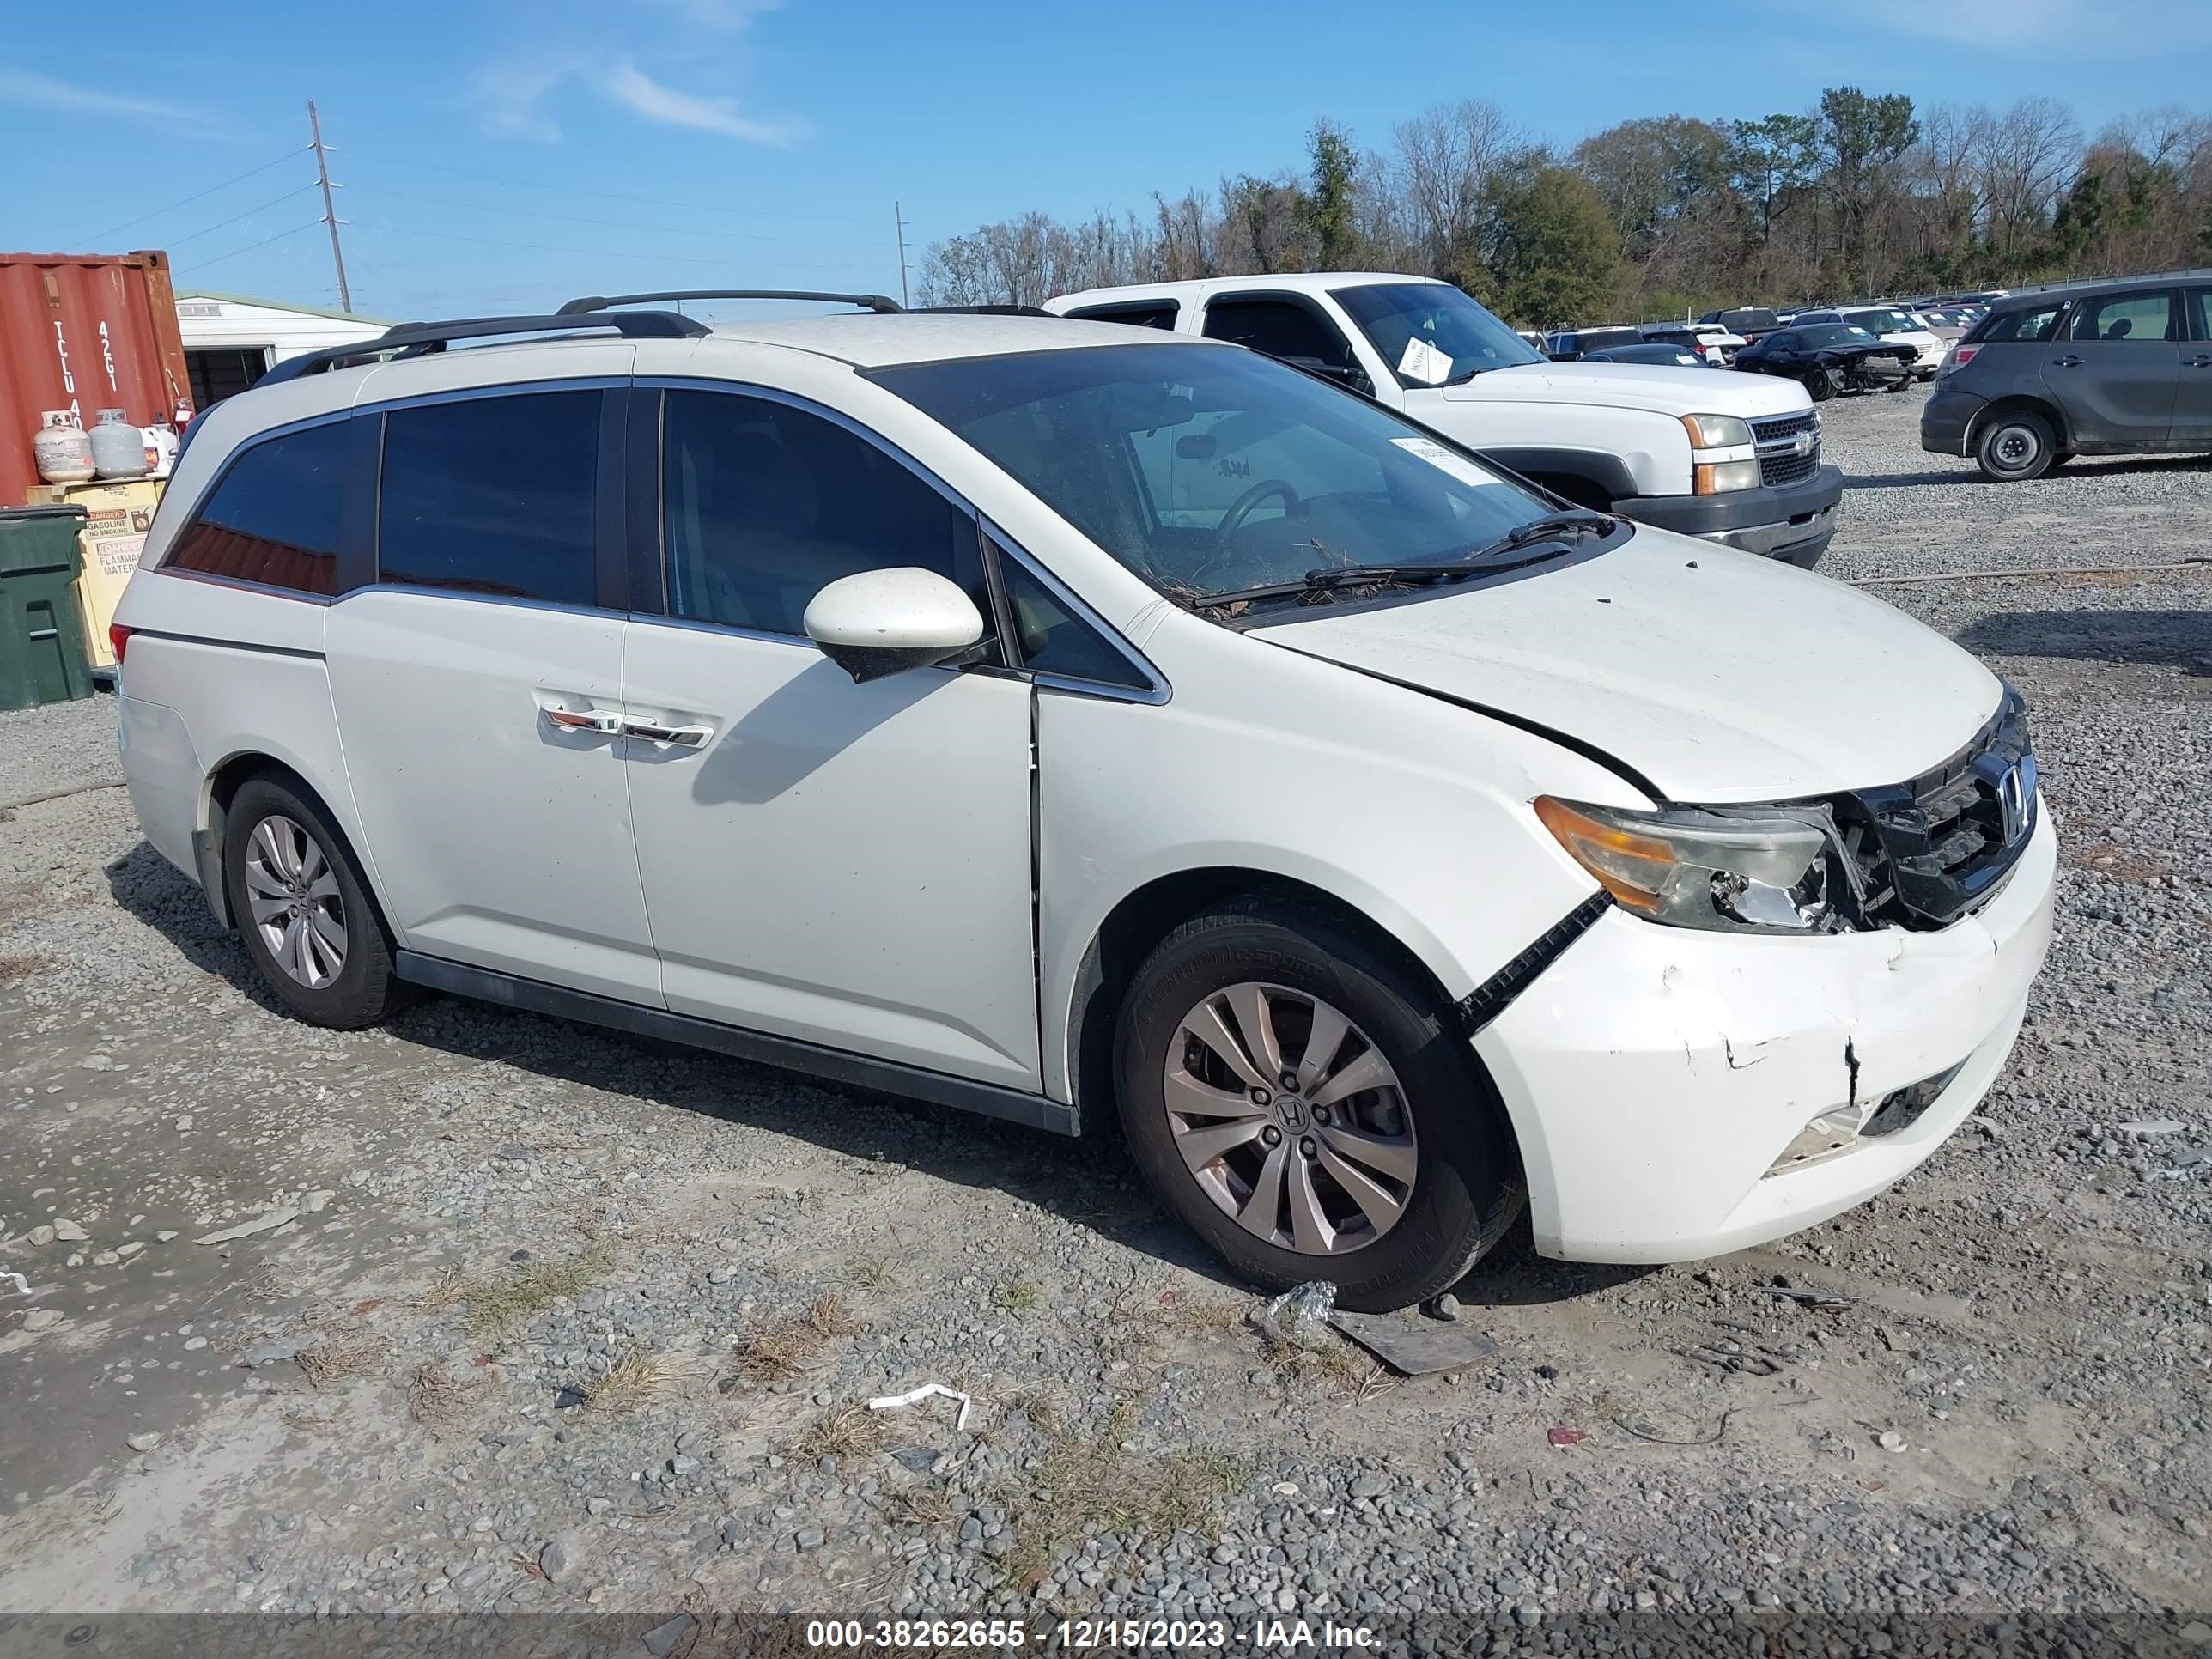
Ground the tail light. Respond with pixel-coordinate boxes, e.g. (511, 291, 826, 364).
(109, 623, 132, 665)
(1942, 343, 1979, 375)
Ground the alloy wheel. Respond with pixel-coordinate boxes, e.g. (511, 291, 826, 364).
(242, 814, 348, 989)
(1163, 982, 1416, 1255)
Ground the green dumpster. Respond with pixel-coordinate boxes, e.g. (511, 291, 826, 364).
(0, 506, 94, 712)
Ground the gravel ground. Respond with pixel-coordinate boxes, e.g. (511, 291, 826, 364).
(3, 386, 2209, 1645)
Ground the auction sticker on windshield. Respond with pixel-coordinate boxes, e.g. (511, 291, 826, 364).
(1389, 434, 1491, 488)
(1397, 337, 1453, 384)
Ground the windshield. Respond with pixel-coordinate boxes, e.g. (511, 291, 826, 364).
(1796, 324, 1879, 348)
(872, 343, 1559, 605)
(1330, 283, 1543, 386)
(1847, 309, 1917, 335)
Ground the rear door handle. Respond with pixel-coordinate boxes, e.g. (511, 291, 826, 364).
(2049, 355, 2083, 368)
(621, 715, 713, 747)
(2185, 356, 2212, 368)
(544, 706, 623, 735)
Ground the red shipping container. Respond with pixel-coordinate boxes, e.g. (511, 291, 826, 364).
(0, 251, 194, 507)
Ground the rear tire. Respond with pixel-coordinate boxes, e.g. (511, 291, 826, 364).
(1114, 900, 1522, 1313)
(1802, 370, 1835, 403)
(223, 774, 409, 1030)
(1975, 410, 2056, 482)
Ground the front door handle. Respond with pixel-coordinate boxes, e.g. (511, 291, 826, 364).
(2185, 356, 2212, 368)
(2049, 355, 2083, 368)
(621, 715, 713, 747)
(544, 706, 623, 735)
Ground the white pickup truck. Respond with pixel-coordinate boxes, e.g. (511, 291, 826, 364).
(1047, 272, 1843, 568)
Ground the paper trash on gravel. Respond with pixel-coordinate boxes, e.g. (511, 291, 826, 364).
(866, 1382, 971, 1431)
(193, 1209, 299, 1246)
(1259, 1280, 1338, 1344)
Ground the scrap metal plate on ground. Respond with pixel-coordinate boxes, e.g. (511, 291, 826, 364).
(1329, 1309, 1499, 1375)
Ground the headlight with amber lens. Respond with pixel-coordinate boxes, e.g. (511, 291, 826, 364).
(1682, 412, 1760, 494)
(1534, 797, 1848, 933)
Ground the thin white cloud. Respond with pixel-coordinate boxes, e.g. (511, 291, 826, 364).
(599, 62, 797, 144)
(470, 0, 795, 144)
(0, 67, 201, 126)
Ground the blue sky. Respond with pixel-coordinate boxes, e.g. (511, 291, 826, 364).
(4, 0, 2204, 321)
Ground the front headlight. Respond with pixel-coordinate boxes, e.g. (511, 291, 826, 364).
(1534, 797, 1848, 933)
(1682, 413, 1760, 493)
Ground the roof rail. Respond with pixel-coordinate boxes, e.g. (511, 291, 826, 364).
(256, 309, 710, 387)
(913, 303, 1057, 317)
(556, 289, 903, 316)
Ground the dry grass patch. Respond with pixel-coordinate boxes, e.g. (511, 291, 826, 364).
(588, 1349, 708, 1415)
(297, 1328, 384, 1389)
(0, 952, 46, 987)
(2069, 842, 2173, 884)
(992, 1275, 1044, 1316)
(792, 1403, 887, 1462)
(889, 1485, 960, 1528)
(845, 1255, 895, 1293)
(997, 1401, 1245, 1591)
(731, 1294, 859, 1384)
(416, 1249, 609, 1342)
(407, 1360, 489, 1432)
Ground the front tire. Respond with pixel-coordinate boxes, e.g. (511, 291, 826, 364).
(1114, 901, 1522, 1313)
(223, 774, 408, 1030)
(1975, 410, 2056, 482)
(1802, 369, 1835, 403)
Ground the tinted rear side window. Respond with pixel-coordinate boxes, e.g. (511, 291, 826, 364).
(1067, 302, 1180, 331)
(166, 420, 349, 596)
(377, 391, 601, 605)
(1973, 305, 2062, 344)
(1201, 300, 1353, 369)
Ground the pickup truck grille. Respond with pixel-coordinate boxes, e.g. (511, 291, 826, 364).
(1753, 410, 1821, 488)
(1828, 691, 2038, 930)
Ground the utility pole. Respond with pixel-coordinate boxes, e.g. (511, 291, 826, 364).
(308, 100, 352, 313)
(893, 200, 909, 309)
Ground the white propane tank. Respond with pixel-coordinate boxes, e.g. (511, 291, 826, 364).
(33, 411, 96, 483)
(89, 409, 149, 479)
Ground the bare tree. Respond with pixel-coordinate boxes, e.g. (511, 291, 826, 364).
(1976, 96, 2082, 263)
(1390, 100, 1520, 278)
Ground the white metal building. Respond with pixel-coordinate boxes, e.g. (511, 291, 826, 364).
(174, 291, 392, 407)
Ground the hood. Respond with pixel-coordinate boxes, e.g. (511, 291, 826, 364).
(1432, 360, 1811, 418)
(1249, 529, 2002, 804)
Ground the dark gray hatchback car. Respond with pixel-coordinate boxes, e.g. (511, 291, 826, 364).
(1922, 277, 2212, 479)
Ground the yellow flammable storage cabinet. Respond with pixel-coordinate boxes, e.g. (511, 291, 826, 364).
(24, 478, 165, 678)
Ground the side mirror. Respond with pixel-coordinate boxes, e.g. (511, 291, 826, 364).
(803, 567, 985, 684)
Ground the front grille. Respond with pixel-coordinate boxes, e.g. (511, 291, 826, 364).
(1753, 410, 1822, 488)
(1830, 690, 2037, 930)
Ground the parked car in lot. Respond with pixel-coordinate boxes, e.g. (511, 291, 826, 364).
(1923, 276, 2212, 480)
(1640, 323, 1745, 365)
(1581, 342, 1709, 368)
(1790, 306, 1948, 380)
(111, 291, 2054, 1310)
(1542, 325, 1645, 361)
(1051, 274, 1842, 568)
(1698, 306, 1784, 343)
(1736, 322, 1920, 399)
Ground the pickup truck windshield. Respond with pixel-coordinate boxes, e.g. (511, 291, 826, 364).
(872, 343, 1559, 605)
(1331, 283, 1544, 385)
(1847, 309, 1917, 335)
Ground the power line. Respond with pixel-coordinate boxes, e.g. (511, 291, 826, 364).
(173, 220, 325, 275)
(68, 147, 309, 247)
(165, 185, 319, 250)
(345, 185, 890, 251)
(359, 222, 887, 273)
(345, 149, 883, 227)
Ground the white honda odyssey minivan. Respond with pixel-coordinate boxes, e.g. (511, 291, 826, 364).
(111, 292, 2055, 1311)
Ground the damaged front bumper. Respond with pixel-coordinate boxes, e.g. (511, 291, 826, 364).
(1473, 805, 2056, 1263)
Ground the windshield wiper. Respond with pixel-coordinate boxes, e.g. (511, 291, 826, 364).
(1190, 514, 1619, 616)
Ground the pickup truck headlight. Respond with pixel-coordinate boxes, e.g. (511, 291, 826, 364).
(1534, 797, 1845, 933)
(1682, 413, 1760, 494)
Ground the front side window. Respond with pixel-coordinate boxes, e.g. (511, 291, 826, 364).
(662, 389, 974, 638)
(166, 419, 349, 596)
(2192, 289, 2212, 343)
(1332, 283, 1543, 386)
(1200, 300, 1354, 373)
(2067, 291, 2174, 343)
(377, 390, 601, 605)
(873, 343, 1559, 607)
